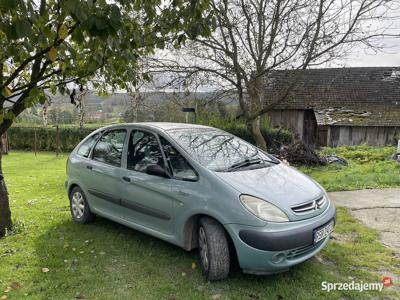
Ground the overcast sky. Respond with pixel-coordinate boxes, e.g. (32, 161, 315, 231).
(336, 6, 400, 68)
(340, 36, 400, 67)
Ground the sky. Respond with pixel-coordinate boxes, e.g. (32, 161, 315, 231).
(337, 5, 400, 68)
(341, 36, 400, 67)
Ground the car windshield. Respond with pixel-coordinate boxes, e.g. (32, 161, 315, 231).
(167, 128, 279, 171)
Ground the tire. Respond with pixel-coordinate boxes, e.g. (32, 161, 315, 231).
(69, 186, 95, 224)
(198, 217, 230, 281)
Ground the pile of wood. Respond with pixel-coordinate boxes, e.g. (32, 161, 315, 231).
(278, 141, 326, 166)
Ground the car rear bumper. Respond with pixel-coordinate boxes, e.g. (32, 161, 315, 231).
(225, 202, 336, 274)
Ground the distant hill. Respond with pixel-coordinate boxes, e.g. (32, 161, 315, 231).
(47, 90, 237, 113)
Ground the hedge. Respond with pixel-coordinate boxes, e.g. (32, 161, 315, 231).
(8, 127, 95, 153)
(8, 124, 293, 153)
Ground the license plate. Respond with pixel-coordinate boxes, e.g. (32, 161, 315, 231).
(313, 220, 334, 244)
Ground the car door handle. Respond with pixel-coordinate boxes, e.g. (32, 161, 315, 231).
(178, 190, 190, 196)
(122, 176, 131, 182)
(86, 165, 93, 170)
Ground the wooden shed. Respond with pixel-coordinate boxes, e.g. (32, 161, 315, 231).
(264, 67, 400, 147)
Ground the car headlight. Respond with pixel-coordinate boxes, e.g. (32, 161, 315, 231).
(240, 195, 289, 222)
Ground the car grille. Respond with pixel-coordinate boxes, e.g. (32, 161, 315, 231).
(286, 240, 324, 260)
(291, 196, 326, 214)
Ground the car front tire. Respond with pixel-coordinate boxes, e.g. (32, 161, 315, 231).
(69, 186, 95, 224)
(198, 217, 230, 281)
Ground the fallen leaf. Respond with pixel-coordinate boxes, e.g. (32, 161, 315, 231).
(99, 251, 105, 255)
(212, 294, 221, 300)
(10, 282, 21, 290)
(3, 287, 11, 293)
(42, 267, 50, 273)
(1, 295, 7, 300)
(191, 262, 197, 270)
(181, 272, 186, 276)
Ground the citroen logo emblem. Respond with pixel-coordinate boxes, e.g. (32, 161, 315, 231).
(313, 201, 321, 210)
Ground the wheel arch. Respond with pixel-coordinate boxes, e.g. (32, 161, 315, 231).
(182, 214, 238, 261)
(68, 183, 81, 198)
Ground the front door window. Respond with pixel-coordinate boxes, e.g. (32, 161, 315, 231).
(127, 130, 165, 172)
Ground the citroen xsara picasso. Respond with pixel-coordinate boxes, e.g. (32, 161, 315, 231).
(66, 123, 336, 281)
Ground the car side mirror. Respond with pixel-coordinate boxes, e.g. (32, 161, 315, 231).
(146, 164, 170, 178)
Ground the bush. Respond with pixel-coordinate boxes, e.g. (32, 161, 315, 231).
(8, 124, 293, 153)
(216, 124, 293, 153)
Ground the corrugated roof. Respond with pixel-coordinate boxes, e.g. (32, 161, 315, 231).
(264, 67, 400, 126)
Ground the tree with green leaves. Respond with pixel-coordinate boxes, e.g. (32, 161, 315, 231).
(0, 0, 213, 237)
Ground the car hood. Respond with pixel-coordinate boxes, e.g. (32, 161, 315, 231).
(214, 163, 323, 212)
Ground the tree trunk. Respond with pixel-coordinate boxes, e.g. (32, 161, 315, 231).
(78, 90, 87, 129)
(246, 117, 267, 150)
(245, 75, 268, 150)
(42, 102, 48, 126)
(0, 140, 11, 238)
(79, 100, 85, 129)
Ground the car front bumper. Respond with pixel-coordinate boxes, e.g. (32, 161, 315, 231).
(225, 202, 336, 274)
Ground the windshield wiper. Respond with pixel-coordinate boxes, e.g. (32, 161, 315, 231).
(227, 158, 278, 172)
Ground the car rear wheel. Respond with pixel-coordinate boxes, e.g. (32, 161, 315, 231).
(69, 186, 95, 224)
(198, 217, 230, 281)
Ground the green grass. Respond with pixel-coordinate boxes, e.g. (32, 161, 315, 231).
(300, 146, 400, 191)
(0, 151, 399, 299)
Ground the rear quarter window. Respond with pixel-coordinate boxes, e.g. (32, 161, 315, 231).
(77, 132, 101, 158)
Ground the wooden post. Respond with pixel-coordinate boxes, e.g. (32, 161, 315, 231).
(34, 129, 37, 156)
(56, 125, 60, 156)
(1, 132, 8, 155)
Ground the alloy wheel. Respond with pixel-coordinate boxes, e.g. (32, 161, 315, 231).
(71, 191, 85, 219)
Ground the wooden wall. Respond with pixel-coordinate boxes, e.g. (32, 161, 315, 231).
(328, 126, 400, 147)
(266, 109, 399, 147)
(266, 109, 305, 140)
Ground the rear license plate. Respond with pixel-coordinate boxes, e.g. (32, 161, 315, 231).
(313, 220, 334, 244)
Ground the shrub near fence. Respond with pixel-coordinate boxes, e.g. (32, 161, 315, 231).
(8, 124, 293, 153)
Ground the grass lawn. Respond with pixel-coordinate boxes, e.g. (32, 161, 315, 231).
(300, 146, 400, 192)
(0, 151, 399, 299)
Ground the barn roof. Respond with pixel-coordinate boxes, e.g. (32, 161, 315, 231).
(264, 67, 400, 126)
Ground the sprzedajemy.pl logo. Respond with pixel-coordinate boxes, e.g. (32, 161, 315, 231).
(321, 277, 393, 293)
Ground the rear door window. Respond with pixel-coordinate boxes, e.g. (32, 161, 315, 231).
(92, 130, 127, 167)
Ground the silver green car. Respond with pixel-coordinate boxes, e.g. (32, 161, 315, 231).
(66, 123, 336, 281)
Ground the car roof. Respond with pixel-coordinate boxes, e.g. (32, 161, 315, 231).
(99, 122, 218, 132)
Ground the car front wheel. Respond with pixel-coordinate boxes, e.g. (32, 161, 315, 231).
(198, 217, 230, 281)
(69, 186, 95, 224)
